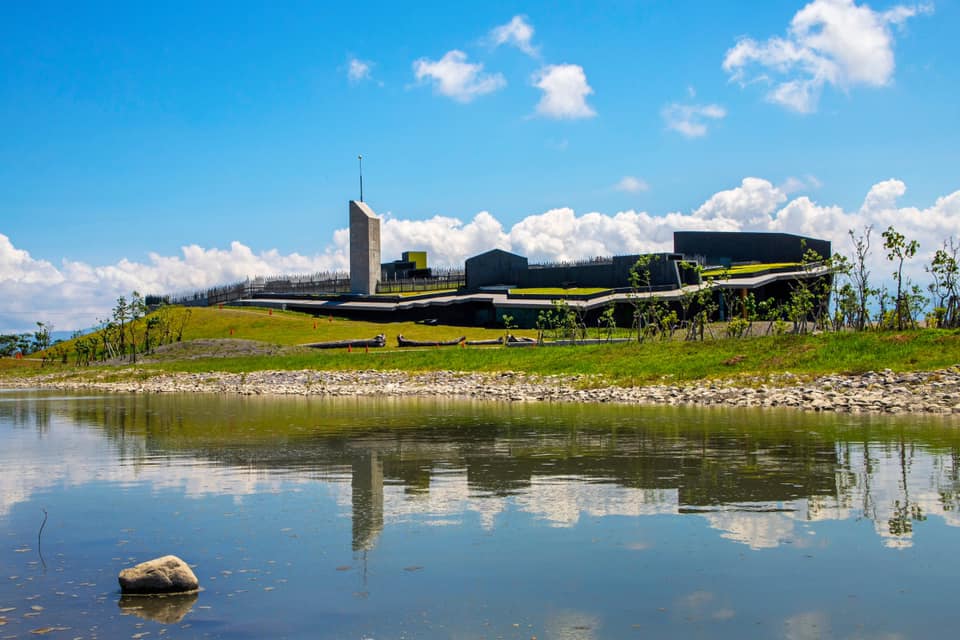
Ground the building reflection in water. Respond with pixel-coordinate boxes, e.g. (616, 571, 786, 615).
(6, 393, 960, 555)
(351, 451, 384, 552)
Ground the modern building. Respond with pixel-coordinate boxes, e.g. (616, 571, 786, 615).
(176, 201, 833, 328)
(464, 250, 697, 291)
(674, 231, 831, 267)
(382, 251, 431, 281)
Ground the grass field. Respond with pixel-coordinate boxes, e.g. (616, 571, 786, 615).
(701, 262, 802, 278)
(508, 287, 612, 296)
(3, 305, 960, 386)
(166, 306, 528, 344)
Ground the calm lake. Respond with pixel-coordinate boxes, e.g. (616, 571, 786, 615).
(2, 390, 960, 639)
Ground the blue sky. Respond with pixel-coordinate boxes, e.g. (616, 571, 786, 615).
(1, 0, 958, 331)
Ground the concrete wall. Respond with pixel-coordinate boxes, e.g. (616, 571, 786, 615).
(350, 200, 381, 295)
(674, 231, 831, 266)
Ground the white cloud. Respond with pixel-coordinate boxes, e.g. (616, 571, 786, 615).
(347, 57, 372, 84)
(413, 50, 506, 102)
(723, 0, 932, 113)
(693, 177, 787, 225)
(380, 211, 511, 267)
(0, 233, 349, 332)
(532, 64, 596, 119)
(4, 178, 960, 332)
(614, 176, 650, 193)
(489, 15, 539, 57)
(0, 233, 64, 286)
(662, 102, 726, 137)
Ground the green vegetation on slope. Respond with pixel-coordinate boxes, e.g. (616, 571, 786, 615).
(134, 330, 960, 384)
(701, 262, 802, 278)
(509, 287, 612, 296)
(4, 304, 959, 387)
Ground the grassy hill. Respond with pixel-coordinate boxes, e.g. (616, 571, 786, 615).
(3, 305, 960, 385)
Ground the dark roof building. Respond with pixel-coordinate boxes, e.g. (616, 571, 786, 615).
(674, 231, 830, 267)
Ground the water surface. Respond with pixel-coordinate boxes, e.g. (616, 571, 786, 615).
(2, 390, 960, 638)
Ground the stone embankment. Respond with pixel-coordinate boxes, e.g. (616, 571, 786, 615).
(6, 367, 960, 414)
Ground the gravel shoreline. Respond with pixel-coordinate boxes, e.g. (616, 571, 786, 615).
(5, 366, 960, 414)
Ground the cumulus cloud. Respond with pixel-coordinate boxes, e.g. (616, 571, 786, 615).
(532, 64, 596, 119)
(413, 50, 506, 102)
(380, 211, 511, 267)
(662, 102, 726, 137)
(0, 233, 349, 332)
(4, 178, 959, 332)
(723, 0, 932, 113)
(489, 15, 539, 57)
(693, 177, 787, 225)
(347, 56, 373, 84)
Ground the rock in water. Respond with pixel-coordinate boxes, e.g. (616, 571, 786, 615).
(118, 555, 199, 594)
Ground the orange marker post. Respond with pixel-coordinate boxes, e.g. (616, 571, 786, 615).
(347, 344, 352, 353)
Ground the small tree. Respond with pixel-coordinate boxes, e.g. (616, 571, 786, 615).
(598, 303, 617, 341)
(785, 244, 825, 334)
(834, 282, 859, 331)
(128, 291, 146, 362)
(927, 237, 960, 328)
(113, 296, 129, 356)
(501, 313, 515, 345)
(676, 262, 703, 335)
(629, 255, 669, 343)
(144, 315, 161, 354)
(687, 276, 718, 341)
(32, 321, 53, 353)
(174, 308, 192, 342)
(848, 226, 876, 331)
(828, 253, 852, 332)
(550, 299, 579, 341)
(0, 333, 32, 357)
(882, 226, 920, 330)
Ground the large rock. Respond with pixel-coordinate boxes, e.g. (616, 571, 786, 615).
(118, 555, 199, 594)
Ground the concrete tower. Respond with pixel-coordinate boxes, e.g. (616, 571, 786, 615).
(349, 200, 381, 295)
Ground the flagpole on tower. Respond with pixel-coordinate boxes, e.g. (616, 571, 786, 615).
(358, 154, 364, 202)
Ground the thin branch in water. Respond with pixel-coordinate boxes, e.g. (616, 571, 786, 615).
(38, 508, 48, 570)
